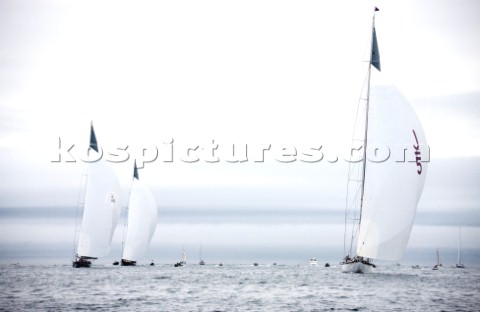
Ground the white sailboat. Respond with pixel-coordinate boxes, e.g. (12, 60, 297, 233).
(456, 226, 465, 268)
(174, 247, 187, 267)
(73, 124, 122, 268)
(341, 7, 428, 273)
(121, 161, 158, 266)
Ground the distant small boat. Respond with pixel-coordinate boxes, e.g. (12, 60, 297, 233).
(218, 263, 223, 267)
(324, 263, 330, 268)
(174, 262, 183, 267)
(150, 260, 155, 266)
(411, 265, 421, 269)
(253, 262, 259, 266)
(456, 226, 465, 269)
(310, 258, 318, 267)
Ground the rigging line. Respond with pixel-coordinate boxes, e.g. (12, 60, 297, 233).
(344, 75, 369, 257)
(345, 9, 378, 260)
(345, 179, 362, 256)
(344, 11, 374, 259)
(357, 12, 377, 245)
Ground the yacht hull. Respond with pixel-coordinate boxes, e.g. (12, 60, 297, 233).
(121, 259, 137, 266)
(341, 262, 373, 273)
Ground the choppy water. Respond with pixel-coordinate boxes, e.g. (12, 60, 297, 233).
(0, 263, 478, 311)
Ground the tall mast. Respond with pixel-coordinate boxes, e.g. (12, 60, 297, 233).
(457, 226, 462, 264)
(358, 7, 380, 232)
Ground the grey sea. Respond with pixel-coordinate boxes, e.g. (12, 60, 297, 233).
(0, 263, 478, 311)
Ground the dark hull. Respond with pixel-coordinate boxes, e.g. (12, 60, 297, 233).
(121, 259, 137, 266)
(73, 255, 96, 268)
(73, 260, 92, 268)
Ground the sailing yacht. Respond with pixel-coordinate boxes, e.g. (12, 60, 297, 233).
(341, 7, 428, 273)
(73, 123, 122, 268)
(199, 243, 205, 265)
(456, 226, 465, 268)
(121, 161, 158, 266)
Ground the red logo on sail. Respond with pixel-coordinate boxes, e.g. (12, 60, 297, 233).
(412, 130, 422, 175)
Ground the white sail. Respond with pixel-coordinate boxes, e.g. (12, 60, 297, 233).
(122, 176, 157, 262)
(355, 81, 428, 261)
(457, 226, 464, 267)
(182, 247, 187, 264)
(457, 228, 461, 264)
(77, 156, 122, 258)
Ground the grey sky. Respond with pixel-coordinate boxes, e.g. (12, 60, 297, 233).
(1, 0, 480, 264)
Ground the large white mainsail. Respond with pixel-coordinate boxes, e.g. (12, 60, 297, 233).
(342, 7, 428, 273)
(355, 82, 428, 261)
(74, 124, 122, 267)
(121, 161, 158, 265)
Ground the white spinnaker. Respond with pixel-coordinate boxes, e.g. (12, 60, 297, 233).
(122, 179, 157, 262)
(356, 83, 428, 261)
(77, 158, 122, 258)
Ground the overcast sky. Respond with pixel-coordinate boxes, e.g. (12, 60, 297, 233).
(1, 0, 479, 265)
